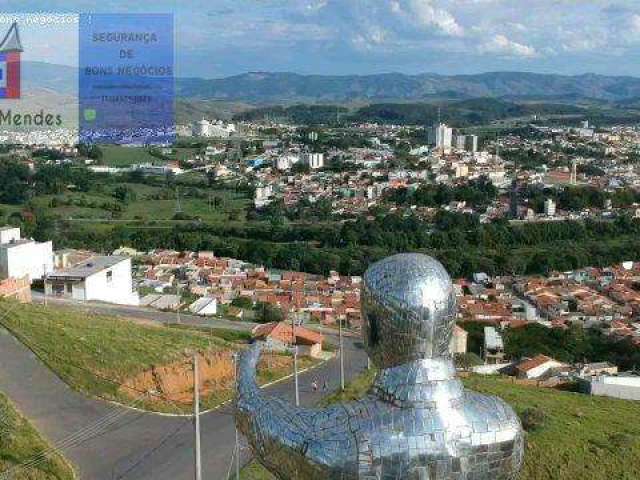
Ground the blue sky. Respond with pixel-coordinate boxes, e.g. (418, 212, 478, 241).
(4, 0, 640, 78)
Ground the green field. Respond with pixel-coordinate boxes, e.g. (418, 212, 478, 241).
(241, 371, 640, 480)
(0, 300, 312, 414)
(0, 391, 75, 480)
(99, 145, 162, 167)
(29, 181, 249, 225)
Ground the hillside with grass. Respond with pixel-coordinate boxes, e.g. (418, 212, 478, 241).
(0, 392, 75, 480)
(241, 371, 640, 480)
(0, 300, 315, 414)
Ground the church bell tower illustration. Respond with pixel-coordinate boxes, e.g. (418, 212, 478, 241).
(0, 22, 23, 99)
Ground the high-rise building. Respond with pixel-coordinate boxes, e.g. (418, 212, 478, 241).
(466, 135, 479, 153)
(429, 124, 453, 152)
(301, 152, 324, 169)
(455, 135, 466, 151)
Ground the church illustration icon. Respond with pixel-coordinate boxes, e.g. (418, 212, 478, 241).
(0, 22, 23, 99)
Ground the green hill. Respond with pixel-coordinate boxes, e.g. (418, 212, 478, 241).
(242, 372, 640, 480)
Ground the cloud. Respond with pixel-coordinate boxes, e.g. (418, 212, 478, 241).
(478, 34, 538, 58)
(405, 0, 465, 36)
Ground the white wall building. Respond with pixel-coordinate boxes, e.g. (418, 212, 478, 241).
(301, 152, 324, 169)
(0, 226, 20, 245)
(0, 227, 53, 282)
(588, 374, 640, 401)
(274, 154, 299, 171)
(193, 118, 236, 138)
(429, 124, 453, 153)
(44, 256, 139, 305)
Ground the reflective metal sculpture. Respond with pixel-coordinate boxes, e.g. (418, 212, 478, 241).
(236, 253, 524, 479)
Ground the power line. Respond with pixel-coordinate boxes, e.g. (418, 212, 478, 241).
(0, 393, 150, 479)
(114, 418, 191, 480)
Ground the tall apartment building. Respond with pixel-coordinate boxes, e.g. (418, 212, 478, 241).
(301, 152, 324, 169)
(429, 124, 453, 153)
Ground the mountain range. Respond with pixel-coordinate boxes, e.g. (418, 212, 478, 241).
(20, 62, 640, 104)
(175, 71, 640, 104)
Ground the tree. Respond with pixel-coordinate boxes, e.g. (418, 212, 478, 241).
(232, 296, 254, 309)
(113, 185, 137, 204)
(255, 301, 284, 323)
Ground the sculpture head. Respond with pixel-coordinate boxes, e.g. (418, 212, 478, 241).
(362, 253, 457, 369)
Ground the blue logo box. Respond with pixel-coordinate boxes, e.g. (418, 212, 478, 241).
(79, 13, 175, 145)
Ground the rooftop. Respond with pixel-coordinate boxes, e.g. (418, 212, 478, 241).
(0, 239, 36, 249)
(48, 256, 128, 279)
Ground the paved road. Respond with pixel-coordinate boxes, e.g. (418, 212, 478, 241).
(0, 323, 367, 479)
(31, 292, 259, 332)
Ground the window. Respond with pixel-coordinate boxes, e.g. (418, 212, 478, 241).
(106, 270, 113, 283)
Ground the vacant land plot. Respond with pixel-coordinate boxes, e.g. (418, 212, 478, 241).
(99, 146, 161, 167)
(0, 301, 314, 413)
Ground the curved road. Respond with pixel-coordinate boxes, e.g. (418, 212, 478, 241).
(0, 324, 367, 479)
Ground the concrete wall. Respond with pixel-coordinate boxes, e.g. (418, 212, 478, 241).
(0, 241, 53, 281)
(84, 258, 138, 305)
(591, 379, 640, 401)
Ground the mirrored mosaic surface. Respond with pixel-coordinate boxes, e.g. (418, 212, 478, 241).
(236, 253, 524, 480)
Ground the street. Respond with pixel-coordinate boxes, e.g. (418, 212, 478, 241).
(0, 301, 368, 480)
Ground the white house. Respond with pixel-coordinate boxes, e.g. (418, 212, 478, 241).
(189, 297, 218, 316)
(45, 256, 139, 305)
(0, 226, 53, 282)
(515, 354, 566, 380)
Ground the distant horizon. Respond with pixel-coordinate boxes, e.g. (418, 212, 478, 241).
(23, 60, 640, 81)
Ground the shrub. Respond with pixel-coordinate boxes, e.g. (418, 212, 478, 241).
(520, 407, 546, 432)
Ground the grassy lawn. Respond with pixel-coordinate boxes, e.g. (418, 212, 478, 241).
(0, 392, 75, 480)
(99, 145, 162, 167)
(27, 180, 249, 226)
(241, 371, 640, 480)
(0, 300, 316, 414)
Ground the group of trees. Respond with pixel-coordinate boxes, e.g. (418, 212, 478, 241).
(386, 176, 498, 211)
(460, 320, 640, 371)
(503, 323, 640, 371)
(45, 208, 640, 281)
(522, 185, 640, 213)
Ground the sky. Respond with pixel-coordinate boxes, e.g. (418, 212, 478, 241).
(4, 0, 640, 78)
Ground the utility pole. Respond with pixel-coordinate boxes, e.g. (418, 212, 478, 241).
(193, 354, 202, 480)
(292, 319, 300, 406)
(233, 353, 240, 480)
(339, 317, 345, 391)
(43, 264, 48, 307)
(176, 283, 181, 324)
(293, 345, 300, 407)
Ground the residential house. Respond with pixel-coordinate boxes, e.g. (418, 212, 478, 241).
(45, 256, 139, 305)
(515, 355, 566, 380)
(252, 322, 325, 358)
